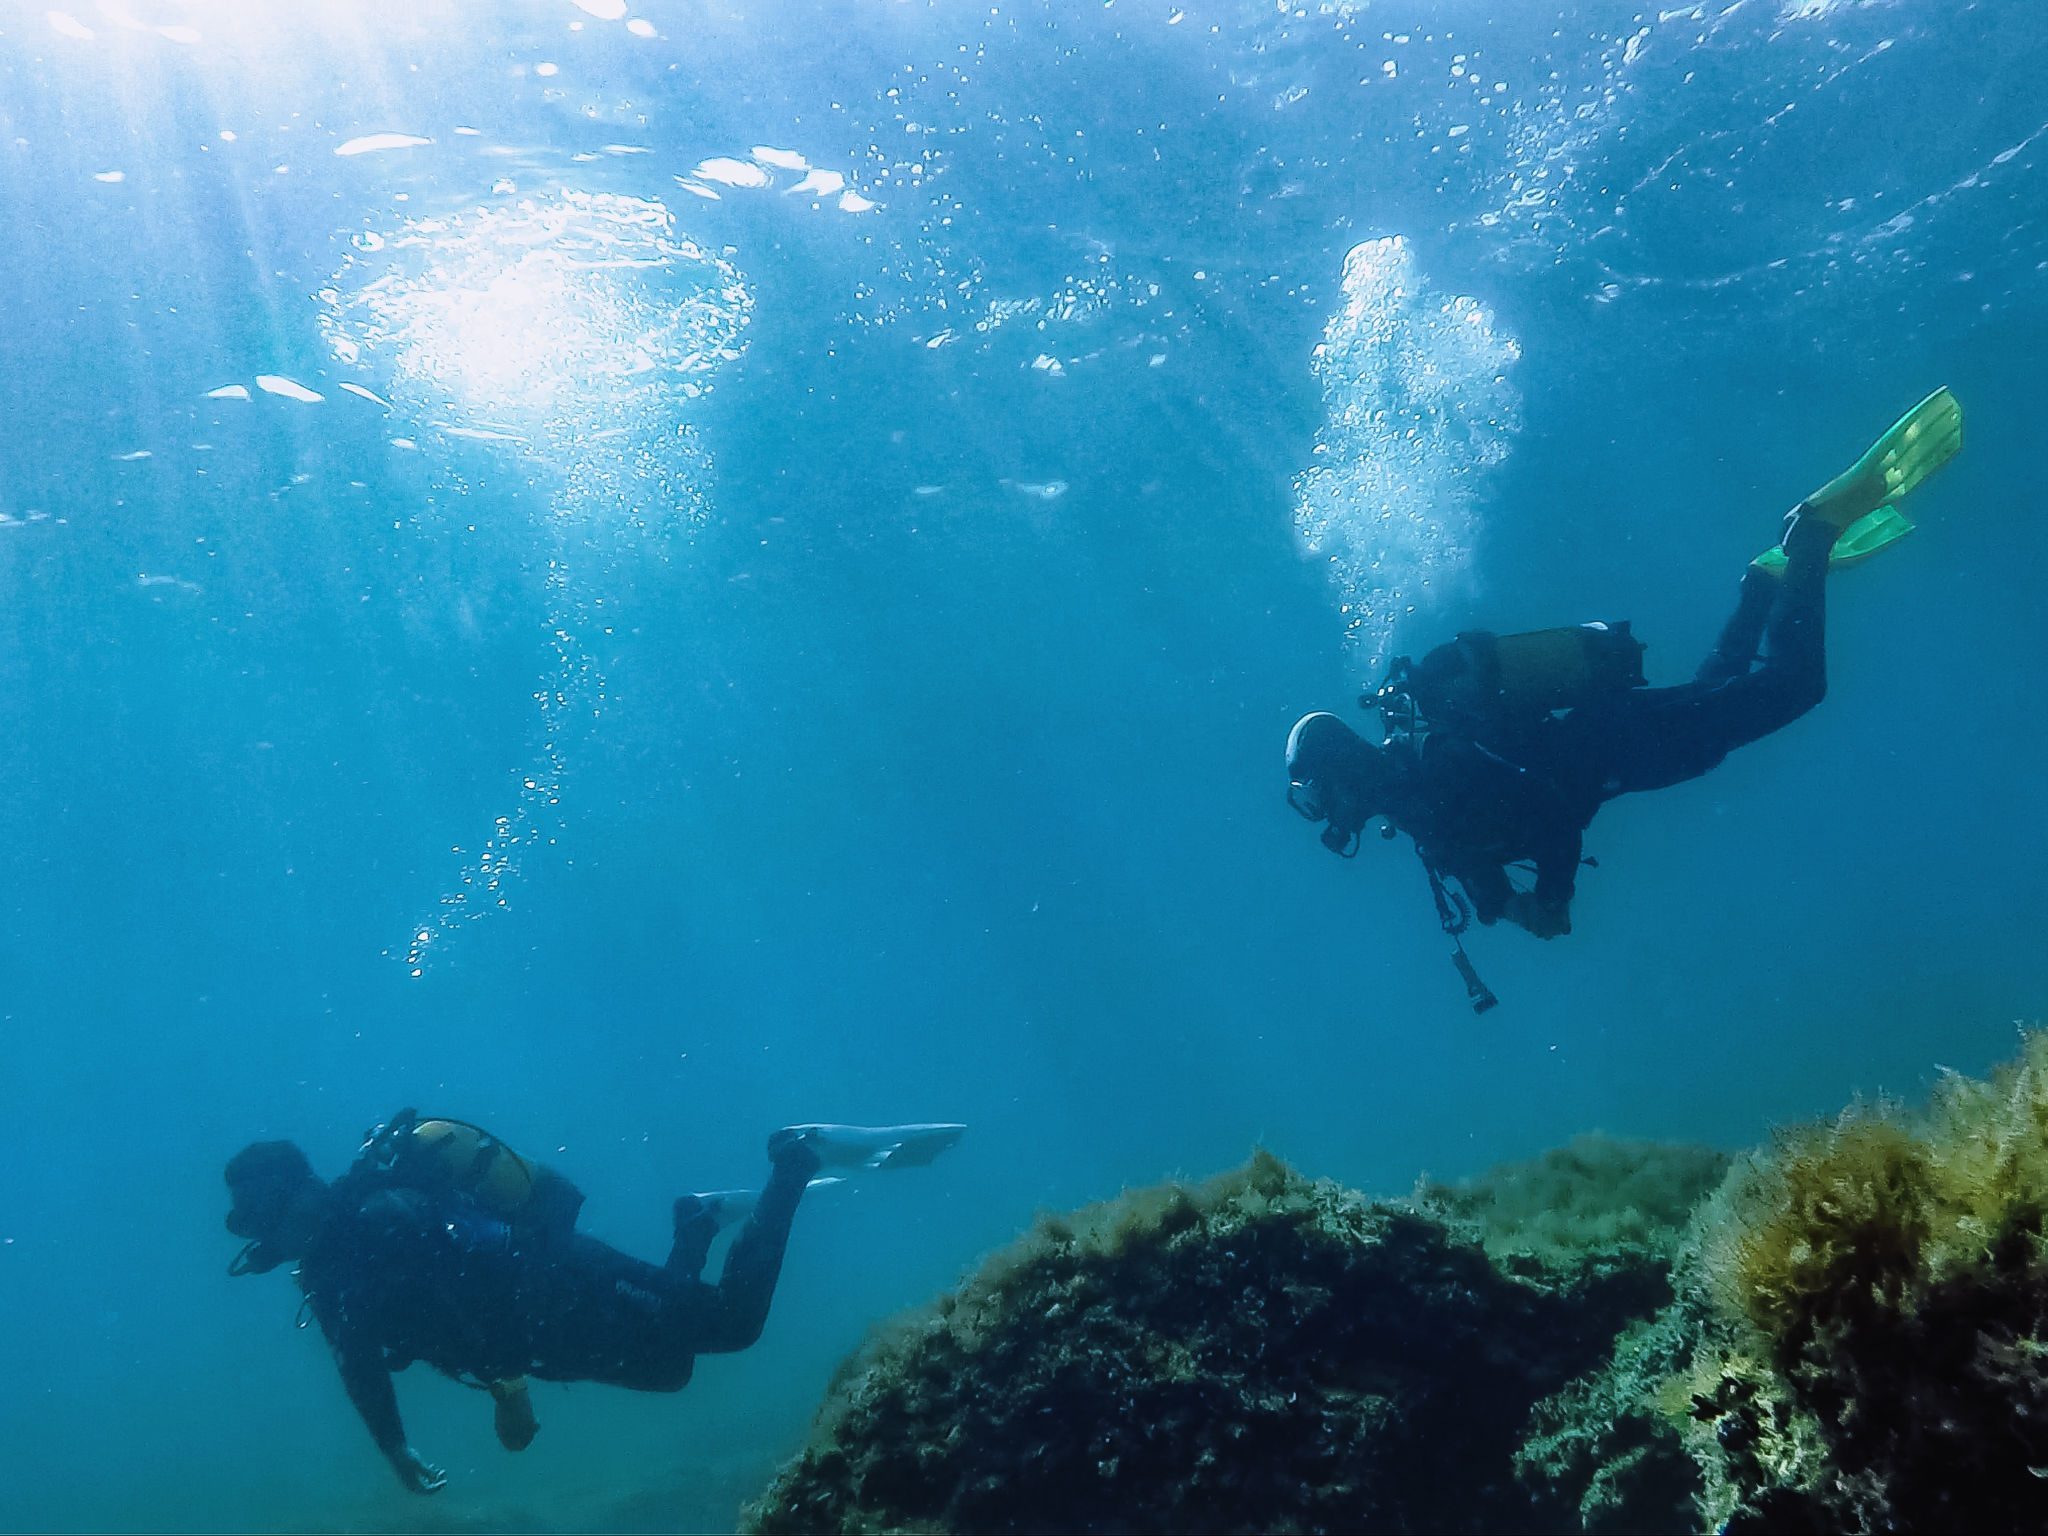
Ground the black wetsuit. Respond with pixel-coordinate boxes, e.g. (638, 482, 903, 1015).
(295, 1152, 809, 1460)
(1383, 509, 1832, 923)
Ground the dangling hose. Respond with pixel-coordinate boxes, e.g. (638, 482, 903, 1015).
(1422, 855, 1472, 936)
(1417, 849, 1499, 1015)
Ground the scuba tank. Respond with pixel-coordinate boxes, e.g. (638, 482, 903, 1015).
(1372, 621, 1646, 741)
(357, 1108, 537, 1218)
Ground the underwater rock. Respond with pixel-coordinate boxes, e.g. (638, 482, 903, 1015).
(1444, 1135, 1731, 1534)
(1418, 1133, 1730, 1275)
(1515, 1301, 1708, 1534)
(744, 1148, 1678, 1536)
(1682, 1031, 2048, 1532)
(755, 1036, 2048, 1536)
(1526, 1031, 2048, 1534)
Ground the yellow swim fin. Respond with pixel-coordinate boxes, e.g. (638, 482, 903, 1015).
(1806, 386, 1963, 527)
(1752, 503, 1915, 575)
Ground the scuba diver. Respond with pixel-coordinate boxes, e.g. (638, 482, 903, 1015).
(1285, 387, 1964, 1011)
(224, 1110, 965, 1494)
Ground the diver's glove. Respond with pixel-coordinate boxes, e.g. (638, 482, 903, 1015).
(1504, 891, 1571, 940)
(491, 1377, 539, 1452)
(392, 1445, 448, 1494)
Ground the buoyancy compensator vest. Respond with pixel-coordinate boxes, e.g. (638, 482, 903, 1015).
(1370, 621, 1647, 742)
(1360, 622, 1643, 1017)
(342, 1110, 573, 1421)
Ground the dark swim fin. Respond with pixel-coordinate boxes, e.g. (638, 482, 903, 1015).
(1752, 503, 1914, 575)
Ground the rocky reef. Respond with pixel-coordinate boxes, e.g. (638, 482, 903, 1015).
(743, 1144, 1703, 1534)
(1546, 1029, 2048, 1534)
(746, 1034, 2048, 1534)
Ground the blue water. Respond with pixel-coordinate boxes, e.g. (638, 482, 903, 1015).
(1, 0, 2044, 1528)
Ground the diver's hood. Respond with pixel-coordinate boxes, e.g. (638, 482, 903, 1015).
(1285, 711, 1359, 779)
(1287, 710, 1386, 789)
(224, 1139, 317, 1276)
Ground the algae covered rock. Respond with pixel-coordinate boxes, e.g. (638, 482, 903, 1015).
(1520, 1031, 2048, 1535)
(1674, 1032, 2048, 1533)
(747, 1036, 2048, 1533)
(1513, 1301, 1708, 1534)
(1428, 1134, 1727, 1536)
(1419, 1134, 1729, 1274)
(745, 1150, 1673, 1536)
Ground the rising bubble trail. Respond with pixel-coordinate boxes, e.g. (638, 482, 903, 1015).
(320, 191, 752, 972)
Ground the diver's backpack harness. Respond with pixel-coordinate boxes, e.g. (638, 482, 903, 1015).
(347, 1109, 549, 1419)
(1368, 621, 1646, 1014)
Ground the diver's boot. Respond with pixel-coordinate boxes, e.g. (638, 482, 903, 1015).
(768, 1122, 967, 1171)
(1778, 502, 1849, 572)
(667, 1192, 754, 1276)
(695, 1189, 760, 1227)
(1753, 504, 1915, 576)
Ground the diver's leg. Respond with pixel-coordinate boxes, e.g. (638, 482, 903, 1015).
(516, 1233, 703, 1391)
(1693, 564, 1777, 687)
(686, 1138, 821, 1354)
(1575, 512, 1836, 796)
(665, 1196, 721, 1279)
(1750, 506, 1833, 712)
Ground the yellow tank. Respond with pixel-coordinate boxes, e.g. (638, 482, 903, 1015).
(408, 1118, 536, 1216)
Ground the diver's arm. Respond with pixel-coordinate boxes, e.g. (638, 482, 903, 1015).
(332, 1330, 445, 1494)
(1461, 862, 1516, 925)
(526, 1165, 586, 1240)
(1505, 827, 1580, 939)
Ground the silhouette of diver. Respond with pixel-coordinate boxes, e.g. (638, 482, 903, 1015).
(224, 1110, 964, 1493)
(1285, 388, 1962, 959)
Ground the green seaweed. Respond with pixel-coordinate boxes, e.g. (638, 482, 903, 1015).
(1420, 1133, 1729, 1274)
(1674, 1031, 2048, 1531)
(1514, 1305, 1704, 1536)
(1525, 1030, 2048, 1534)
